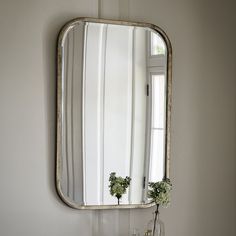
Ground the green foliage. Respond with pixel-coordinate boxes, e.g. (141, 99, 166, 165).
(148, 178, 172, 207)
(153, 45, 165, 55)
(109, 172, 131, 204)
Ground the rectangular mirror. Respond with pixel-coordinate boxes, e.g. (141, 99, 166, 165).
(56, 18, 172, 209)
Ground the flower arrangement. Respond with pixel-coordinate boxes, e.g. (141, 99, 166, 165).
(109, 172, 131, 205)
(148, 178, 172, 235)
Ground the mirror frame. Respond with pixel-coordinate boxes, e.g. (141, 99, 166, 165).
(56, 17, 172, 210)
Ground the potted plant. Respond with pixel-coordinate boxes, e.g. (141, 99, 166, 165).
(109, 172, 131, 205)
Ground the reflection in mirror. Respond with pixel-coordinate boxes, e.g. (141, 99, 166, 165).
(57, 18, 171, 209)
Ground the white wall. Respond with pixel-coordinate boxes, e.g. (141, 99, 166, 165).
(0, 0, 236, 236)
(127, 0, 236, 236)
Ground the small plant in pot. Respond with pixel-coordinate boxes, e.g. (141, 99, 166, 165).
(109, 172, 131, 205)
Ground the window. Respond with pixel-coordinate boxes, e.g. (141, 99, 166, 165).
(149, 74, 166, 182)
(146, 31, 167, 183)
(150, 32, 166, 56)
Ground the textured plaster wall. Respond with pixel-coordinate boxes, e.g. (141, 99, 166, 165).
(0, 0, 236, 235)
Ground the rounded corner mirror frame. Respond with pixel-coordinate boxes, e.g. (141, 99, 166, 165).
(56, 17, 172, 210)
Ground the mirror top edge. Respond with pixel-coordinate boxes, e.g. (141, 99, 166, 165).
(57, 17, 172, 52)
(60, 16, 160, 30)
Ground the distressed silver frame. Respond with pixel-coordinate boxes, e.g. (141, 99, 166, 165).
(56, 17, 172, 210)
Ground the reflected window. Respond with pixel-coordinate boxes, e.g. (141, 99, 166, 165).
(149, 74, 165, 182)
(150, 32, 166, 56)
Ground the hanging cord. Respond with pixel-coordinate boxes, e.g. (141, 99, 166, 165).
(98, 0, 102, 18)
(119, 0, 130, 20)
(97, 0, 130, 20)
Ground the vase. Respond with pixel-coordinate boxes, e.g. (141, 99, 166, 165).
(146, 211, 165, 236)
(152, 213, 165, 236)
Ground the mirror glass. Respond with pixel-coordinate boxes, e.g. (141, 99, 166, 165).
(57, 18, 171, 209)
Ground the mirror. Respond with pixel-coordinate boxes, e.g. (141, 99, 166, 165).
(56, 18, 172, 209)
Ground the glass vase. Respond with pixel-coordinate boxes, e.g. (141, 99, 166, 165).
(152, 213, 165, 236)
(145, 211, 165, 236)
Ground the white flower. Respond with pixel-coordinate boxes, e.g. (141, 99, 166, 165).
(148, 179, 172, 207)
